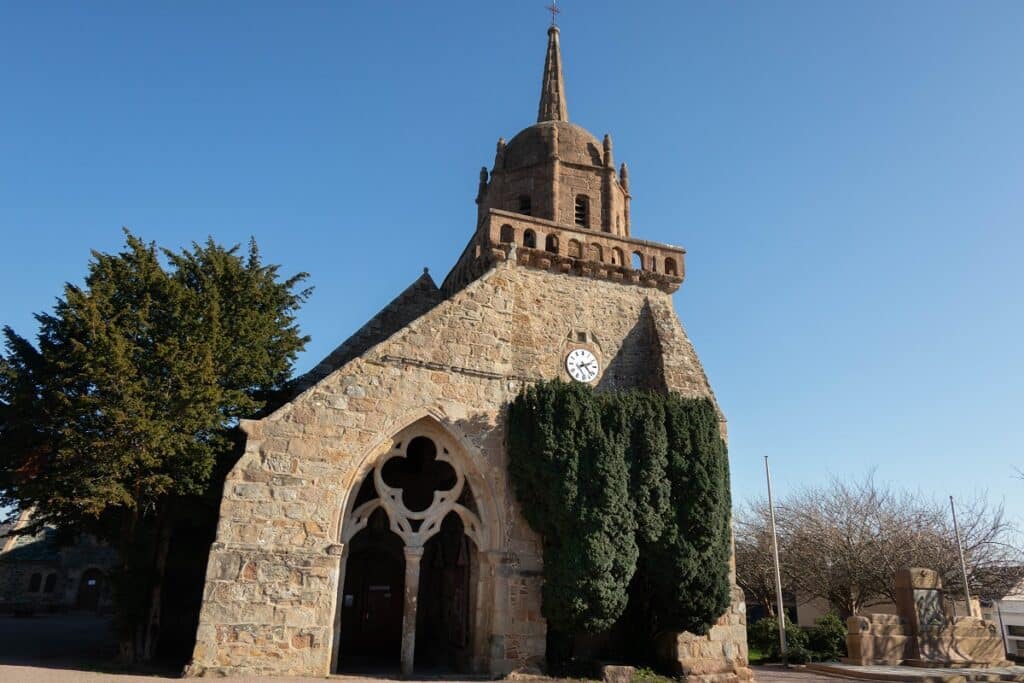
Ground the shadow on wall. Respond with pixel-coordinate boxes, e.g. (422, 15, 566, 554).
(598, 301, 666, 393)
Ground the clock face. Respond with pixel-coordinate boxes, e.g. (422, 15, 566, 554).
(566, 348, 599, 383)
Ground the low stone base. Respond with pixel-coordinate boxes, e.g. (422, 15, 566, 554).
(903, 659, 1014, 669)
(601, 664, 636, 683)
(844, 656, 905, 666)
(602, 665, 752, 683)
(650, 586, 753, 683)
(683, 674, 745, 683)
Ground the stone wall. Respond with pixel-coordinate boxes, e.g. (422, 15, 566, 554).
(0, 519, 117, 614)
(657, 587, 753, 683)
(187, 257, 748, 680)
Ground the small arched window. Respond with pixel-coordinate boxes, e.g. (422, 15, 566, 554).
(612, 248, 624, 266)
(518, 195, 532, 216)
(664, 257, 678, 276)
(523, 229, 537, 249)
(29, 573, 42, 592)
(545, 234, 559, 254)
(43, 573, 57, 593)
(574, 195, 590, 228)
(568, 239, 582, 259)
(590, 244, 604, 262)
(500, 224, 515, 244)
(632, 251, 644, 271)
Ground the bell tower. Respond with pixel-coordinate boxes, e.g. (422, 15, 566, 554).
(475, 25, 632, 236)
(450, 25, 682, 296)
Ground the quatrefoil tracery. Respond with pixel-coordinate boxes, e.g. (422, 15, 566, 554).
(379, 437, 457, 513)
(343, 434, 483, 549)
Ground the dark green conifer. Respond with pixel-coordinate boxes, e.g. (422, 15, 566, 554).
(0, 231, 310, 662)
(507, 381, 733, 662)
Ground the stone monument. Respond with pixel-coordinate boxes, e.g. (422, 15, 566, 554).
(845, 568, 1008, 667)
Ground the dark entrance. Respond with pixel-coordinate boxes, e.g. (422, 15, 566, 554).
(76, 569, 104, 611)
(415, 512, 474, 673)
(338, 508, 404, 671)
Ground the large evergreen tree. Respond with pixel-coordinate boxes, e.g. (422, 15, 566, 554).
(642, 396, 732, 635)
(0, 231, 310, 662)
(507, 381, 733, 668)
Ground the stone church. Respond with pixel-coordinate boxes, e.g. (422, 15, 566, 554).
(187, 24, 751, 682)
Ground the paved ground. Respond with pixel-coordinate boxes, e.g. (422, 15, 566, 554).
(0, 668, 850, 683)
(0, 613, 121, 668)
(0, 666, 344, 682)
(0, 666, 855, 683)
(7, 615, 1018, 683)
(754, 665, 861, 682)
(809, 662, 1024, 682)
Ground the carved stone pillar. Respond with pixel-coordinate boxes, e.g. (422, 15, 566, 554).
(550, 125, 561, 223)
(400, 546, 425, 677)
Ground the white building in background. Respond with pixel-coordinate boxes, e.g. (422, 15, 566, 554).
(982, 585, 1024, 661)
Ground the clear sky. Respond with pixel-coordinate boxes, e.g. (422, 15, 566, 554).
(2, 2, 1022, 522)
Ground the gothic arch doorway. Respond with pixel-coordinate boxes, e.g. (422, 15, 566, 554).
(333, 418, 494, 676)
(338, 508, 404, 668)
(415, 511, 477, 672)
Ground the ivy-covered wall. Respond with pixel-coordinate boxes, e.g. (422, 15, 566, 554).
(508, 380, 732, 663)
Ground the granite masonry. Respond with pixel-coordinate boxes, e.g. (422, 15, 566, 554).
(186, 24, 751, 682)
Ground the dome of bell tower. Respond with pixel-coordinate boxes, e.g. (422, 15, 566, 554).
(502, 121, 603, 170)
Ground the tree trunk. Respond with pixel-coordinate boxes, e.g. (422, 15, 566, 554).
(142, 500, 174, 662)
(117, 504, 142, 665)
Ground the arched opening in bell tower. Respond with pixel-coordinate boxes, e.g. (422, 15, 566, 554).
(574, 195, 590, 227)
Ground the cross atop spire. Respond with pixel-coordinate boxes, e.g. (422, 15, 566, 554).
(537, 21, 568, 122)
(546, 1, 560, 28)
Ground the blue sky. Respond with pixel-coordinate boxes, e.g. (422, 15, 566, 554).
(2, 2, 1022, 522)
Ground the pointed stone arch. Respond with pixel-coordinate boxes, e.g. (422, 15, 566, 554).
(337, 412, 502, 551)
(332, 412, 502, 675)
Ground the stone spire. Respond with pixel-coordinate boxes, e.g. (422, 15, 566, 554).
(537, 26, 568, 122)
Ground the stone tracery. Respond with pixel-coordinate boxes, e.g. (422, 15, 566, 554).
(341, 433, 485, 550)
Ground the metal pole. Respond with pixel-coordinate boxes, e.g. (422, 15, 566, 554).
(765, 456, 787, 662)
(950, 496, 973, 617)
(995, 600, 1009, 657)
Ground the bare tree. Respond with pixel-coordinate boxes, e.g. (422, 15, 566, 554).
(775, 475, 894, 616)
(734, 473, 1024, 617)
(734, 501, 792, 617)
(929, 496, 1024, 601)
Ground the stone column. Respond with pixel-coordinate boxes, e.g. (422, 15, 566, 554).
(549, 125, 561, 223)
(484, 550, 513, 671)
(328, 543, 348, 675)
(400, 546, 425, 677)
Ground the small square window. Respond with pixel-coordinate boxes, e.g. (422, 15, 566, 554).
(518, 195, 531, 216)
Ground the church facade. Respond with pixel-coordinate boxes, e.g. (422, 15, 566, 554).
(187, 25, 751, 682)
